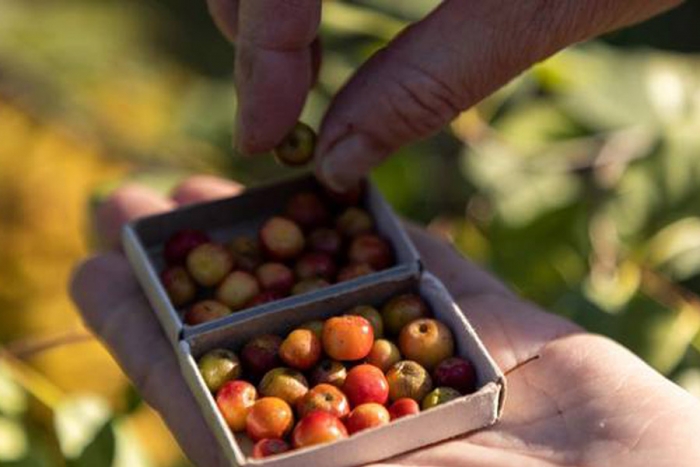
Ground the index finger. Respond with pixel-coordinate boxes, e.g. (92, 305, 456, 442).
(234, 0, 321, 154)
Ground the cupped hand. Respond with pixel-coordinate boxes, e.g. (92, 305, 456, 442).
(207, 0, 683, 191)
(70, 175, 700, 466)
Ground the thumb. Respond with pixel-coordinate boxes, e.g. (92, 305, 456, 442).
(315, 0, 682, 191)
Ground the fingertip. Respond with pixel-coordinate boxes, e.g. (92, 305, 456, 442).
(171, 175, 244, 206)
(95, 184, 175, 250)
(315, 133, 381, 193)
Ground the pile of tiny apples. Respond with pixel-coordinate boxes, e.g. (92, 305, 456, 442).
(159, 188, 395, 326)
(196, 293, 477, 459)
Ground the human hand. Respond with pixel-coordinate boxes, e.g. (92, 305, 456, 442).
(71, 175, 700, 466)
(206, 0, 683, 191)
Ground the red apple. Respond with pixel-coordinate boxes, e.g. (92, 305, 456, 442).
(184, 300, 231, 326)
(292, 411, 348, 448)
(323, 316, 374, 361)
(399, 319, 455, 371)
(433, 357, 477, 394)
(241, 335, 282, 377)
(308, 228, 343, 257)
(198, 348, 241, 392)
(216, 380, 257, 432)
(279, 329, 322, 371)
(337, 263, 375, 282)
(258, 368, 309, 406)
(385, 360, 433, 402)
(345, 403, 390, 435)
(294, 252, 337, 282)
(259, 216, 305, 261)
(336, 207, 373, 237)
(310, 360, 347, 388)
(342, 364, 389, 407)
(365, 339, 401, 373)
(291, 278, 330, 295)
(161, 266, 196, 306)
(186, 242, 234, 287)
(388, 398, 420, 420)
(216, 271, 260, 310)
(164, 229, 210, 265)
(246, 397, 294, 441)
(256, 262, 295, 294)
(285, 192, 329, 230)
(296, 384, 350, 419)
(348, 234, 393, 270)
(252, 439, 291, 459)
(381, 294, 430, 336)
(227, 236, 263, 272)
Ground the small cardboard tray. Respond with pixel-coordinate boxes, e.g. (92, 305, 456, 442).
(122, 174, 421, 346)
(178, 272, 505, 467)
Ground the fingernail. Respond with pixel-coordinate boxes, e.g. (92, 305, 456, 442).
(317, 134, 378, 193)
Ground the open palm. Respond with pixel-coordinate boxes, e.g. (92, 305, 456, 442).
(71, 176, 700, 466)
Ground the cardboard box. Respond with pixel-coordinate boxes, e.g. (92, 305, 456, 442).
(122, 174, 505, 466)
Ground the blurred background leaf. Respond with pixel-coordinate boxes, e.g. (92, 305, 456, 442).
(2, 0, 700, 465)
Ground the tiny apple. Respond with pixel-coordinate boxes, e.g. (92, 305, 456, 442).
(336, 207, 373, 237)
(252, 439, 290, 459)
(247, 290, 284, 307)
(296, 383, 350, 419)
(399, 319, 455, 371)
(198, 348, 241, 392)
(279, 329, 322, 371)
(421, 387, 462, 410)
(337, 263, 374, 282)
(216, 380, 257, 432)
(246, 397, 294, 441)
(216, 271, 260, 310)
(345, 403, 390, 435)
(186, 242, 234, 287)
(184, 300, 231, 326)
(298, 320, 324, 340)
(365, 339, 401, 373)
(323, 316, 374, 361)
(348, 305, 383, 338)
(381, 294, 430, 336)
(310, 360, 347, 388)
(285, 191, 329, 230)
(385, 360, 433, 402)
(348, 234, 393, 270)
(241, 334, 282, 378)
(258, 367, 309, 406)
(388, 398, 420, 420)
(227, 236, 262, 272)
(161, 266, 196, 306)
(294, 252, 337, 282)
(259, 217, 305, 261)
(164, 229, 209, 265)
(291, 278, 330, 295)
(308, 228, 343, 257)
(342, 364, 389, 407)
(433, 357, 477, 394)
(292, 411, 348, 448)
(255, 262, 295, 294)
(273, 122, 316, 167)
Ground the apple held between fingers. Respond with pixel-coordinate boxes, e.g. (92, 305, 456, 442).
(274, 122, 316, 167)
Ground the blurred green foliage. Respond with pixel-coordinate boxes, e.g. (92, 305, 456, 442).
(2, 0, 700, 465)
